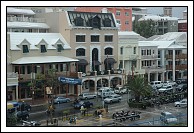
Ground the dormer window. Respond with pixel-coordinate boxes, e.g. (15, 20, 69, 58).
(92, 15, 101, 29)
(40, 45, 47, 53)
(22, 45, 29, 53)
(74, 17, 84, 26)
(103, 18, 111, 27)
(57, 44, 64, 52)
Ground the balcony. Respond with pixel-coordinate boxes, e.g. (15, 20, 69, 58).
(166, 64, 187, 70)
(7, 72, 19, 86)
(129, 55, 139, 60)
(166, 54, 187, 60)
(141, 54, 159, 59)
(142, 66, 165, 73)
(7, 16, 46, 23)
(176, 54, 187, 59)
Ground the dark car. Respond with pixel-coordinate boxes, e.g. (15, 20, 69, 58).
(175, 78, 187, 84)
(17, 102, 32, 111)
(15, 110, 30, 121)
(176, 84, 187, 92)
(73, 101, 93, 109)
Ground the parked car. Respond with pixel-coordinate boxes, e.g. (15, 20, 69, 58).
(53, 97, 70, 104)
(158, 85, 173, 93)
(114, 86, 128, 94)
(163, 81, 177, 87)
(104, 94, 122, 104)
(15, 110, 30, 121)
(175, 84, 187, 92)
(78, 93, 97, 100)
(175, 78, 187, 84)
(150, 81, 163, 89)
(73, 101, 93, 109)
(160, 111, 178, 124)
(174, 99, 187, 107)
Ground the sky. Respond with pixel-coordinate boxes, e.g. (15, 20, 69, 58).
(145, 7, 187, 18)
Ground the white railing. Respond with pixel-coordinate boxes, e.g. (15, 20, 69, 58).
(7, 72, 18, 78)
(7, 17, 46, 23)
(141, 54, 159, 59)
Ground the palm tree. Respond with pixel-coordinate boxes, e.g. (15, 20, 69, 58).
(125, 75, 152, 102)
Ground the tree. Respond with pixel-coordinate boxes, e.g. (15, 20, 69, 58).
(125, 75, 152, 102)
(133, 19, 156, 38)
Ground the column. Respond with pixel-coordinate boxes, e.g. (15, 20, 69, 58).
(94, 71, 97, 92)
(148, 72, 150, 82)
(122, 60, 125, 70)
(108, 70, 111, 88)
(181, 71, 183, 79)
(155, 72, 158, 81)
(162, 72, 165, 82)
(166, 71, 168, 81)
(172, 50, 176, 81)
(16, 85, 19, 101)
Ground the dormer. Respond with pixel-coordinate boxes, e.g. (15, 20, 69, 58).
(19, 39, 30, 53)
(36, 39, 48, 53)
(74, 16, 84, 26)
(103, 18, 111, 27)
(90, 15, 101, 29)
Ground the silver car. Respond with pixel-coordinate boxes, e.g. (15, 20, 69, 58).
(104, 94, 122, 104)
(53, 97, 70, 104)
(174, 99, 187, 107)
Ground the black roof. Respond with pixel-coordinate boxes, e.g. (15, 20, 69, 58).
(67, 11, 116, 28)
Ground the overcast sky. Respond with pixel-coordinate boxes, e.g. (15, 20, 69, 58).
(145, 7, 187, 18)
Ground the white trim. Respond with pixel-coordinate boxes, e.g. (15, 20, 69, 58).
(104, 45, 114, 49)
(104, 34, 114, 36)
(75, 45, 87, 50)
(75, 33, 86, 35)
(90, 33, 100, 36)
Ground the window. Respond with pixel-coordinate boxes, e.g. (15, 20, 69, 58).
(120, 47, 123, 55)
(27, 66, 32, 74)
(92, 16, 101, 28)
(153, 50, 155, 54)
(74, 17, 84, 26)
(125, 12, 129, 16)
(103, 18, 111, 27)
(133, 47, 136, 54)
(147, 49, 151, 55)
(40, 45, 47, 53)
(141, 50, 146, 56)
(105, 35, 113, 42)
(125, 21, 129, 25)
(22, 45, 29, 53)
(116, 10, 120, 16)
(105, 47, 113, 55)
(57, 44, 64, 52)
(15, 66, 19, 73)
(116, 20, 121, 24)
(20, 66, 25, 74)
(76, 48, 85, 56)
(91, 35, 99, 42)
(76, 35, 85, 42)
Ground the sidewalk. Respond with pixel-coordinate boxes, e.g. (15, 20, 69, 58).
(40, 110, 113, 126)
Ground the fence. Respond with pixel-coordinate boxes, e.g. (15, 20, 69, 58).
(127, 113, 187, 126)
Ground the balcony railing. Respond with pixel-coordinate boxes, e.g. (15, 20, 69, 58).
(142, 66, 165, 73)
(141, 54, 159, 59)
(129, 55, 139, 60)
(7, 72, 18, 78)
(7, 16, 46, 23)
(166, 54, 187, 60)
(166, 64, 187, 70)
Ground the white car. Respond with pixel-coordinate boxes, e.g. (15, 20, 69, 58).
(160, 112, 178, 124)
(174, 99, 187, 107)
(158, 85, 173, 93)
(104, 94, 122, 104)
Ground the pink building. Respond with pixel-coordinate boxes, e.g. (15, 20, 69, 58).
(74, 7, 132, 31)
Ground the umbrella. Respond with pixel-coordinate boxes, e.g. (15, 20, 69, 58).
(7, 102, 19, 109)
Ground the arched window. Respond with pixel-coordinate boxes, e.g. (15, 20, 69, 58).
(76, 48, 85, 56)
(105, 47, 113, 55)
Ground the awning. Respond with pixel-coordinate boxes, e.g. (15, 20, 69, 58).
(58, 77, 82, 85)
(76, 59, 88, 65)
(11, 56, 79, 64)
(104, 58, 117, 65)
(93, 60, 101, 66)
